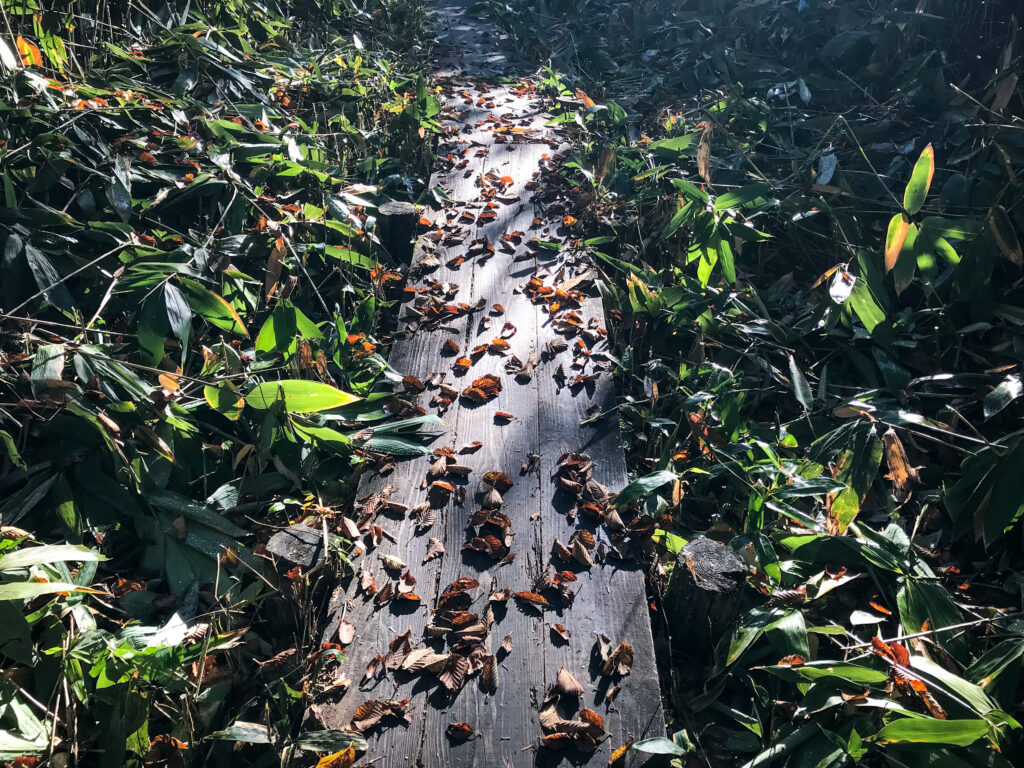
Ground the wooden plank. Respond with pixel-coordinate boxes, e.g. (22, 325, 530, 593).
(418, 136, 549, 768)
(308, 147, 488, 760)
(535, 295, 667, 765)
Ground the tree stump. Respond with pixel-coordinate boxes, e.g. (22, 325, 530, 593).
(265, 525, 322, 569)
(665, 536, 746, 659)
(376, 200, 417, 262)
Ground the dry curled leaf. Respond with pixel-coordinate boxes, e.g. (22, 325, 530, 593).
(351, 699, 410, 732)
(554, 665, 584, 696)
(402, 648, 450, 673)
(513, 591, 549, 608)
(439, 653, 470, 692)
(481, 654, 498, 693)
(482, 471, 514, 492)
(424, 537, 445, 563)
(446, 722, 474, 741)
(338, 620, 356, 645)
(379, 553, 406, 572)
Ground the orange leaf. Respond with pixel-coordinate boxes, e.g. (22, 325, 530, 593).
(884, 213, 910, 272)
(16, 36, 43, 67)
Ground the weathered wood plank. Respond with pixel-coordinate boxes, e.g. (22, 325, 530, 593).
(418, 136, 550, 768)
(308, 149, 488, 761)
(535, 292, 667, 765)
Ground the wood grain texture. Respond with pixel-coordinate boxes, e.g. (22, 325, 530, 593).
(308, 2, 664, 765)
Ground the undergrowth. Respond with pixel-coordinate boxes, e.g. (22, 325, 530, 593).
(0, 1, 439, 765)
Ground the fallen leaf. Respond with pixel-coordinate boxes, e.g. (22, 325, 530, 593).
(338, 620, 356, 645)
(609, 739, 634, 766)
(315, 746, 357, 768)
(424, 537, 445, 563)
(447, 722, 474, 741)
(554, 665, 584, 696)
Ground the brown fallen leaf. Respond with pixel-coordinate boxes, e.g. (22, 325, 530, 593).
(351, 699, 410, 732)
(541, 733, 573, 749)
(605, 642, 634, 677)
(424, 537, 445, 563)
(554, 665, 584, 696)
(385, 630, 412, 670)
(482, 470, 514, 492)
(882, 426, 919, 502)
(379, 553, 406, 572)
(513, 591, 549, 608)
(361, 654, 386, 685)
(551, 624, 571, 644)
(580, 708, 604, 735)
(697, 120, 712, 183)
(338, 620, 356, 645)
(482, 487, 504, 509)
(439, 653, 470, 692)
(447, 722, 475, 741)
(402, 648, 450, 673)
(481, 654, 498, 693)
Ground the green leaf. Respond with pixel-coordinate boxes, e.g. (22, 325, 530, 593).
(987, 204, 1023, 265)
(788, 355, 813, 411)
(204, 384, 245, 420)
(292, 730, 368, 753)
(361, 435, 433, 456)
(105, 179, 132, 223)
(965, 639, 1024, 694)
(51, 473, 82, 541)
(23, 241, 75, 311)
(0, 544, 106, 572)
(898, 579, 965, 660)
(829, 429, 883, 532)
(163, 282, 192, 341)
(847, 278, 885, 333)
(647, 134, 693, 157)
(713, 182, 772, 213)
(631, 736, 688, 755)
(0, 430, 25, 470)
(0, 581, 99, 601)
(612, 470, 677, 508)
(246, 380, 360, 412)
(873, 718, 987, 747)
(147, 489, 250, 539)
(903, 144, 935, 216)
(983, 375, 1022, 421)
(762, 661, 889, 685)
(177, 278, 247, 336)
(919, 217, 982, 241)
(910, 655, 1000, 718)
(207, 721, 271, 744)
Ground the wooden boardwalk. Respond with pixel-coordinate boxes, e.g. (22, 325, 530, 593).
(296, 2, 665, 765)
